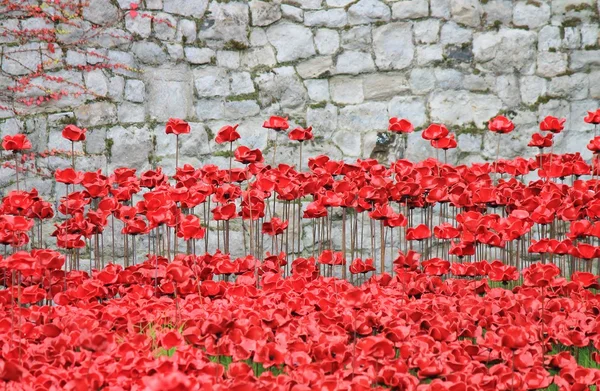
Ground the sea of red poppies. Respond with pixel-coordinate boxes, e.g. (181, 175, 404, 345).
(2, 112, 600, 390)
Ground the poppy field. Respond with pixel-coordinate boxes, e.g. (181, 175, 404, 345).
(4, 112, 600, 390)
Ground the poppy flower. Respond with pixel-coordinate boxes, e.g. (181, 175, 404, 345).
(165, 118, 191, 135)
(177, 215, 206, 240)
(406, 224, 431, 241)
(62, 124, 87, 142)
(488, 115, 515, 134)
(528, 132, 553, 149)
(587, 136, 600, 154)
(349, 258, 376, 274)
(54, 168, 84, 185)
(318, 250, 345, 265)
(388, 118, 414, 133)
(234, 146, 263, 164)
(261, 217, 288, 236)
(2, 134, 32, 151)
(430, 133, 457, 150)
(263, 116, 289, 131)
(215, 124, 240, 144)
(584, 109, 600, 124)
(422, 124, 449, 141)
(212, 203, 237, 221)
(288, 126, 314, 142)
(540, 115, 566, 133)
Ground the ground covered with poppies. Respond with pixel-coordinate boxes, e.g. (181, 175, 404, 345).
(4, 113, 600, 389)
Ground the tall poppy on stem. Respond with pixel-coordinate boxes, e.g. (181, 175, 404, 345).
(61, 125, 86, 170)
(2, 134, 32, 191)
(215, 124, 241, 182)
(585, 109, 600, 137)
(388, 118, 414, 156)
(288, 126, 313, 171)
(488, 115, 514, 182)
(263, 116, 289, 166)
(539, 115, 565, 182)
(165, 118, 191, 169)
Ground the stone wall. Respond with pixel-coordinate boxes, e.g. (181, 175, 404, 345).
(1, 0, 600, 199)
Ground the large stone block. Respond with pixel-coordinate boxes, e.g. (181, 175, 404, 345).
(143, 64, 194, 121)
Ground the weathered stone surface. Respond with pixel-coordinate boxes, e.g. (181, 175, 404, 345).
(193, 67, 230, 97)
(75, 102, 118, 127)
(315, 29, 340, 55)
(107, 125, 153, 170)
(414, 20, 441, 44)
(538, 26, 561, 51)
(495, 74, 520, 107)
(307, 104, 337, 138)
(2, 43, 41, 76)
(562, 27, 581, 49)
(335, 51, 375, 74)
(267, 22, 316, 62)
(153, 13, 177, 41)
(281, 5, 304, 22)
(410, 68, 435, 94)
(473, 29, 537, 74)
(163, 0, 208, 17)
(429, 90, 503, 128)
(131, 41, 168, 65)
(296, 56, 334, 79)
(341, 26, 372, 51)
(450, 0, 482, 27)
(440, 22, 472, 45)
(548, 74, 589, 100)
(250, 1, 282, 26)
(392, 0, 429, 19)
(240, 46, 277, 69)
(338, 102, 388, 132)
(184, 47, 215, 64)
(330, 76, 364, 105)
(143, 65, 194, 121)
(513, 1, 550, 29)
(230, 72, 255, 94)
(84, 69, 109, 97)
(363, 73, 410, 100)
(177, 19, 197, 42)
(118, 102, 146, 123)
(537, 52, 568, 77)
(348, 0, 391, 25)
(199, 2, 250, 47)
(434, 68, 463, 89)
(570, 51, 600, 71)
(305, 9, 347, 27)
(520, 75, 547, 105)
(416, 45, 443, 66)
(124, 79, 145, 102)
(388, 96, 427, 127)
(83, 0, 119, 25)
(255, 67, 308, 109)
(305, 79, 330, 101)
(373, 23, 414, 70)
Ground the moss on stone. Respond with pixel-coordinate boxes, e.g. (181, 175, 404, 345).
(309, 101, 328, 109)
(565, 3, 595, 12)
(562, 18, 582, 28)
(226, 92, 259, 102)
(105, 138, 114, 158)
(223, 40, 249, 51)
(453, 122, 484, 136)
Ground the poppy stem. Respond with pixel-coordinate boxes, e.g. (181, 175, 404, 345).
(175, 135, 179, 169)
(71, 141, 75, 170)
(495, 133, 501, 184)
(14, 152, 19, 191)
(380, 220, 385, 274)
(342, 208, 347, 280)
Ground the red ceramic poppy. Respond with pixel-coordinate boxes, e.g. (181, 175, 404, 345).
(165, 118, 191, 135)
(488, 115, 515, 134)
(422, 124, 449, 141)
(289, 126, 314, 141)
(263, 116, 289, 131)
(215, 124, 241, 144)
(2, 134, 32, 151)
(62, 124, 87, 142)
(388, 118, 414, 133)
(539, 115, 566, 133)
(584, 109, 600, 124)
